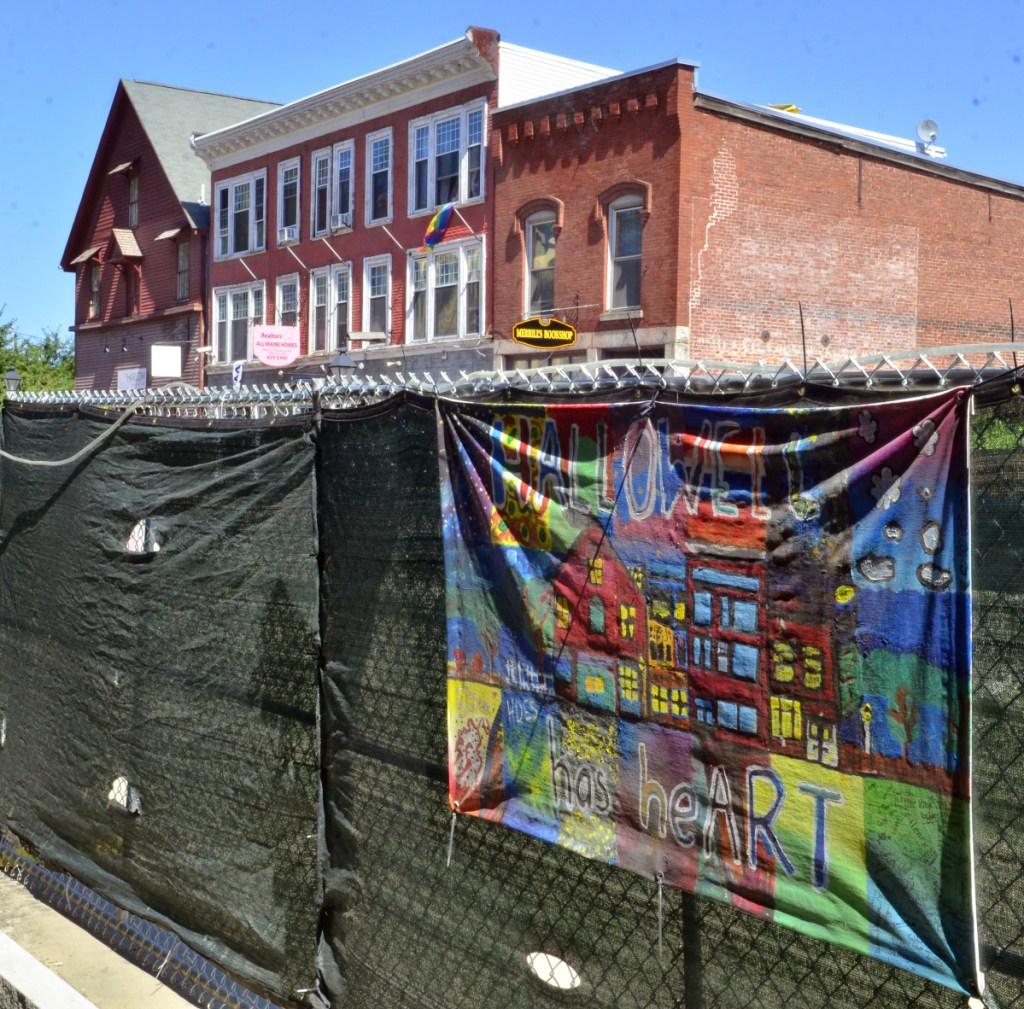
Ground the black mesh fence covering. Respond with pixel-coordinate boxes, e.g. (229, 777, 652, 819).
(317, 390, 1023, 1009)
(0, 386, 1022, 1009)
(0, 405, 320, 1000)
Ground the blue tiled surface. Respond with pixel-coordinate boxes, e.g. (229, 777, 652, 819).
(0, 840, 287, 1009)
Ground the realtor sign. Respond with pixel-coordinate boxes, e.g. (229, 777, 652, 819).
(512, 317, 577, 350)
(253, 325, 301, 367)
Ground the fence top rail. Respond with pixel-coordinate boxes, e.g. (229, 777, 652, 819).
(9, 343, 1024, 413)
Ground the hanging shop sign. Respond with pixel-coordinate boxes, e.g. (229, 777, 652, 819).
(512, 317, 577, 350)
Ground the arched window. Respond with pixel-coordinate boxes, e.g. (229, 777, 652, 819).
(526, 212, 556, 315)
(598, 181, 650, 312)
(515, 198, 563, 317)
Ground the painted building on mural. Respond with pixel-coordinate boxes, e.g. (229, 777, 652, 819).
(490, 59, 1024, 369)
(61, 81, 280, 391)
(190, 28, 616, 387)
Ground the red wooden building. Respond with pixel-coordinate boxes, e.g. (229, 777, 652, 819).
(61, 81, 279, 391)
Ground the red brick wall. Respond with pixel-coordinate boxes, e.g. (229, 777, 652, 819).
(682, 110, 1024, 361)
(492, 65, 690, 340)
(493, 66, 1024, 364)
(207, 79, 497, 369)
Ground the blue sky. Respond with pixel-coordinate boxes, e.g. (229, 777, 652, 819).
(2, 0, 1022, 343)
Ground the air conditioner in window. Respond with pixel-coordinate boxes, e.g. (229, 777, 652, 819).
(278, 225, 298, 244)
(331, 212, 352, 232)
(349, 331, 388, 344)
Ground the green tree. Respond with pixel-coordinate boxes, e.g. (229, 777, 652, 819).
(0, 311, 74, 404)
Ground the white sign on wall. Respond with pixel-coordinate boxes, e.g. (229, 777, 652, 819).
(151, 344, 183, 379)
(117, 367, 148, 391)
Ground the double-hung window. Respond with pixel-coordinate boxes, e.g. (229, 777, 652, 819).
(332, 264, 350, 346)
(366, 129, 392, 225)
(363, 256, 390, 335)
(213, 282, 264, 363)
(276, 274, 299, 326)
(312, 150, 330, 237)
(608, 197, 643, 310)
(408, 240, 482, 342)
(333, 141, 354, 230)
(526, 214, 556, 315)
(277, 158, 300, 242)
(215, 171, 266, 259)
(309, 269, 330, 353)
(409, 102, 485, 215)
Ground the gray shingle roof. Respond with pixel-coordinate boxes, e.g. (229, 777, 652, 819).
(122, 81, 280, 230)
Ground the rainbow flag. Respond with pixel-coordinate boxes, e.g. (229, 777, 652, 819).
(422, 202, 456, 250)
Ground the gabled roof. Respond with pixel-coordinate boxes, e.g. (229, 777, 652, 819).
(62, 81, 279, 270)
(123, 81, 280, 230)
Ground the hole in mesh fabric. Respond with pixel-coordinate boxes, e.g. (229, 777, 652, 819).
(125, 518, 160, 556)
(0, 712, 6, 748)
(526, 951, 581, 990)
(108, 776, 142, 815)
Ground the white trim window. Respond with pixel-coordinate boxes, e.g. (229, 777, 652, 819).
(366, 129, 392, 225)
(309, 269, 330, 353)
(332, 141, 354, 231)
(409, 102, 485, 215)
(526, 213, 556, 315)
(312, 149, 331, 238)
(408, 240, 483, 342)
(607, 196, 643, 310)
(276, 273, 299, 325)
(213, 281, 264, 364)
(363, 255, 391, 336)
(277, 158, 300, 242)
(332, 263, 351, 346)
(215, 170, 267, 259)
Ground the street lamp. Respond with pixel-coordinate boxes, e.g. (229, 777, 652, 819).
(4, 367, 21, 394)
(328, 351, 357, 380)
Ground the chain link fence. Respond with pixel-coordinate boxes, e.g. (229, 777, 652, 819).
(0, 359, 1021, 1008)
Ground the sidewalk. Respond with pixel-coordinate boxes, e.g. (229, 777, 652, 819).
(0, 872, 192, 1009)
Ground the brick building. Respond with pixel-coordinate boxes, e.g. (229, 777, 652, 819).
(491, 60, 1024, 368)
(190, 28, 615, 385)
(61, 81, 279, 391)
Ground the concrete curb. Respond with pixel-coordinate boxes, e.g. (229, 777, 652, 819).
(0, 930, 99, 1009)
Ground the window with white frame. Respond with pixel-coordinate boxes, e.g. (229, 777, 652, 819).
(213, 282, 264, 363)
(312, 150, 330, 237)
(526, 213, 556, 315)
(607, 196, 643, 310)
(309, 269, 330, 353)
(277, 158, 300, 241)
(333, 141, 354, 230)
(215, 171, 266, 259)
(363, 256, 390, 335)
(408, 240, 482, 342)
(332, 263, 350, 346)
(276, 274, 299, 325)
(366, 130, 392, 224)
(409, 102, 485, 215)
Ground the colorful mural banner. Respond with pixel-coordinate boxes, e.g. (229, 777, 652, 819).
(439, 391, 979, 994)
